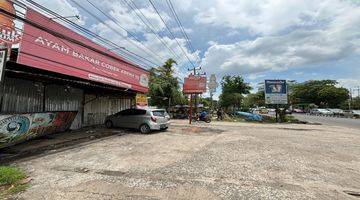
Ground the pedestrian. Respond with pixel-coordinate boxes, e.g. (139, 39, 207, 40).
(217, 109, 223, 121)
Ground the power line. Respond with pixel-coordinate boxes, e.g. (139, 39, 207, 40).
(13, 0, 157, 68)
(15, 0, 155, 68)
(165, 0, 197, 63)
(148, 0, 196, 68)
(122, 0, 181, 61)
(72, 0, 164, 66)
(2, 2, 153, 71)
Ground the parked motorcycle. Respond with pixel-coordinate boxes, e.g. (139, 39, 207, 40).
(198, 115, 211, 123)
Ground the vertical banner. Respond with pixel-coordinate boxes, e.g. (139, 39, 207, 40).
(0, 48, 7, 83)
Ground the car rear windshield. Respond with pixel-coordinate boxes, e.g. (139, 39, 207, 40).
(152, 110, 165, 117)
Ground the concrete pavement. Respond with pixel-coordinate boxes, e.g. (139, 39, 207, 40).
(10, 120, 360, 199)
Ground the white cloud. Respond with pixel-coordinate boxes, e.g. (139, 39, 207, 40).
(201, 1, 360, 77)
(194, 0, 359, 35)
(98, 0, 170, 33)
(172, 27, 193, 34)
(33, 0, 85, 25)
(83, 0, 199, 71)
(248, 74, 265, 80)
(91, 22, 199, 70)
(337, 79, 360, 97)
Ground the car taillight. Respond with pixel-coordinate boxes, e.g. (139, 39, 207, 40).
(151, 116, 157, 122)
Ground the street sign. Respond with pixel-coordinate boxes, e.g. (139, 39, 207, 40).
(183, 75, 207, 94)
(0, 48, 7, 83)
(208, 74, 217, 93)
(264, 80, 288, 104)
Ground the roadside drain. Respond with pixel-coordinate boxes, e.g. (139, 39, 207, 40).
(344, 190, 360, 198)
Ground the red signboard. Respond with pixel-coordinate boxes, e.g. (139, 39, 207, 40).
(183, 75, 206, 94)
(17, 9, 149, 93)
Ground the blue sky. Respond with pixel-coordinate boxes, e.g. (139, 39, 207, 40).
(32, 0, 360, 98)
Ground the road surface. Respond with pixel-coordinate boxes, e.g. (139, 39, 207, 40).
(293, 114, 360, 130)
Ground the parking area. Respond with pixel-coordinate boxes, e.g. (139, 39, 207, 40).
(10, 120, 360, 199)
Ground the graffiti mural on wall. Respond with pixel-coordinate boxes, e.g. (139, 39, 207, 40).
(0, 111, 77, 149)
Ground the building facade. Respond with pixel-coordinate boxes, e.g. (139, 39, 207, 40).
(0, 3, 149, 148)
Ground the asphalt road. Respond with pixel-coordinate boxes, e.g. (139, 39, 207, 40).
(293, 114, 360, 130)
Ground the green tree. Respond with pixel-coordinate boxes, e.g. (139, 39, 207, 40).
(242, 91, 265, 110)
(219, 75, 251, 111)
(148, 59, 186, 108)
(290, 80, 349, 108)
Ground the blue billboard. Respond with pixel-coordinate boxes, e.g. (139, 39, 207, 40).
(264, 80, 288, 104)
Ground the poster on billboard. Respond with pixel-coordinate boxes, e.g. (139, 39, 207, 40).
(264, 80, 288, 104)
(183, 75, 207, 94)
(16, 8, 149, 93)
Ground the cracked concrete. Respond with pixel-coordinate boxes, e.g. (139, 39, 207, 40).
(9, 120, 360, 199)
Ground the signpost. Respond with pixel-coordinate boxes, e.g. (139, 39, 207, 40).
(183, 74, 207, 124)
(208, 74, 218, 113)
(264, 80, 288, 122)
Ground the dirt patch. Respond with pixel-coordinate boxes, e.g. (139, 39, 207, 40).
(344, 190, 360, 198)
(52, 166, 91, 174)
(97, 170, 126, 177)
(277, 127, 321, 131)
(182, 127, 224, 134)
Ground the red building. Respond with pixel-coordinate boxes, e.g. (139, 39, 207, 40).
(0, 4, 149, 148)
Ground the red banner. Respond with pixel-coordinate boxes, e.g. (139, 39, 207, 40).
(183, 75, 206, 94)
(17, 9, 149, 93)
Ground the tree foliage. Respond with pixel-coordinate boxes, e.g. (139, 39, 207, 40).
(148, 59, 186, 108)
(290, 80, 349, 108)
(242, 91, 265, 110)
(219, 75, 251, 111)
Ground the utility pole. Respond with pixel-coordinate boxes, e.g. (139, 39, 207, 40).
(188, 66, 205, 118)
(349, 88, 352, 110)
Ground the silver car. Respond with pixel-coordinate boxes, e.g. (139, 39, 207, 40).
(105, 108, 170, 134)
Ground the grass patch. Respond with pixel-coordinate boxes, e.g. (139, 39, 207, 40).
(0, 166, 29, 198)
(0, 166, 26, 185)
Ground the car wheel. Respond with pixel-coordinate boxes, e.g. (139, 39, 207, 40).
(161, 127, 168, 131)
(140, 124, 151, 134)
(105, 120, 113, 128)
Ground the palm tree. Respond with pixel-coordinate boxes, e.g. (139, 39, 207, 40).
(148, 59, 186, 108)
(155, 58, 177, 78)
